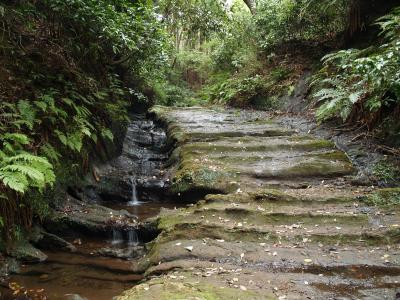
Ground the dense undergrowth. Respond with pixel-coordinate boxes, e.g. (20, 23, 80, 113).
(312, 7, 400, 146)
(0, 0, 166, 249)
(158, 0, 349, 109)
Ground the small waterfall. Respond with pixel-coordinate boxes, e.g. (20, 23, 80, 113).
(127, 176, 141, 206)
(127, 229, 139, 246)
(110, 228, 140, 247)
(111, 229, 123, 245)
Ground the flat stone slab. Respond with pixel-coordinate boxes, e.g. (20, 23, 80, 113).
(153, 106, 354, 194)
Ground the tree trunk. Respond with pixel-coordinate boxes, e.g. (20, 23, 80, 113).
(347, 0, 361, 39)
(243, 0, 256, 14)
(345, 0, 399, 44)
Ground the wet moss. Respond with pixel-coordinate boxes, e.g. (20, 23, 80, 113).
(171, 160, 238, 194)
(252, 160, 355, 179)
(252, 189, 357, 205)
(311, 151, 349, 161)
(195, 209, 368, 226)
(363, 188, 400, 207)
(252, 189, 294, 202)
(205, 193, 252, 204)
(180, 138, 336, 154)
(157, 213, 194, 232)
(150, 219, 399, 247)
(117, 277, 266, 300)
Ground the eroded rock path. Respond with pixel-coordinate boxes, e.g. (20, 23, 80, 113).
(118, 107, 400, 300)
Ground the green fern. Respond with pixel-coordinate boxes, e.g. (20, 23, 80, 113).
(0, 152, 55, 194)
(101, 128, 114, 141)
(312, 6, 400, 122)
(40, 143, 61, 163)
(17, 100, 36, 130)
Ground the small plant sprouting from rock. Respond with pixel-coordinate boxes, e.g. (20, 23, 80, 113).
(372, 159, 400, 185)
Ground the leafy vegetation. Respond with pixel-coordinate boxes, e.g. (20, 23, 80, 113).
(156, 0, 349, 109)
(363, 188, 400, 207)
(372, 159, 400, 185)
(312, 7, 400, 126)
(255, 0, 347, 50)
(0, 0, 165, 245)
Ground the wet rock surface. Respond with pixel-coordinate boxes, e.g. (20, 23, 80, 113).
(96, 245, 145, 260)
(88, 114, 169, 203)
(11, 241, 48, 263)
(44, 195, 138, 235)
(117, 106, 400, 300)
(0, 113, 176, 300)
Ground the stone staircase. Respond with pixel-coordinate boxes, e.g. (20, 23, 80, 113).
(117, 107, 400, 300)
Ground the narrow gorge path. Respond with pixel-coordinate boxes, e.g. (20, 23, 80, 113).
(117, 106, 400, 300)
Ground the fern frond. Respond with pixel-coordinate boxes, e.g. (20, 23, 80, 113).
(1, 133, 31, 146)
(1, 164, 45, 183)
(40, 143, 61, 163)
(101, 128, 114, 141)
(17, 100, 37, 130)
(5, 153, 52, 168)
(0, 172, 28, 193)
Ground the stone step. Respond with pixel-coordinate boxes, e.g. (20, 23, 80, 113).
(118, 106, 400, 300)
(145, 239, 400, 273)
(138, 260, 400, 300)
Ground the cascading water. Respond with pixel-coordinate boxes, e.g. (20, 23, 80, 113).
(89, 114, 169, 205)
(111, 228, 139, 247)
(2, 114, 183, 300)
(127, 176, 143, 206)
(111, 229, 124, 245)
(127, 229, 139, 246)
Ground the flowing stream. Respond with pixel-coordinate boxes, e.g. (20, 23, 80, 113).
(0, 114, 183, 300)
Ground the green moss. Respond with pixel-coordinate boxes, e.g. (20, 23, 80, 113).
(372, 159, 400, 185)
(157, 213, 193, 231)
(259, 160, 354, 179)
(252, 188, 294, 202)
(187, 130, 292, 141)
(205, 193, 251, 203)
(117, 277, 267, 300)
(11, 239, 47, 262)
(363, 188, 400, 207)
(181, 140, 334, 154)
(171, 160, 238, 194)
(191, 204, 368, 226)
(152, 220, 397, 247)
(311, 151, 349, 161)
(149, 105, 172, 117)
